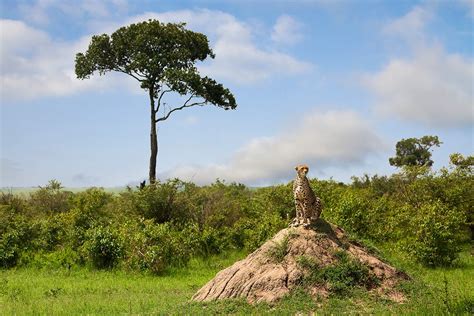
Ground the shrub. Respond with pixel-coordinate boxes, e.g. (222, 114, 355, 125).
(0, 213, 31, 268)
(0, 192, 27, 214)
(199, 180, 253, 229)
(30, 247, 80, 269)
(0, 162, 471, 272)
(70, 188, 111, 220)
(328, 191, 371, 237)
(33, 215, 66, 251)
(300, 251, 377, 296)
(198, 226, 234, 255)
(309, 179, 347, 213)
(126, 220, 198, 274)
(252, 184, 294, 220)
(401, 201, 466, 266)
(29, 180, 72, 214)
(267, 234, 291, 263)
(63, 188, 112, 248)
(116, 180, 203, 225)
(84, 226, 123, 269)
(321, 252, 377, 295)
(241, 213, 287, 252)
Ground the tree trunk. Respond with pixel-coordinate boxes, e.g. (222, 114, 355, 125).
(149, 88, 158, 184)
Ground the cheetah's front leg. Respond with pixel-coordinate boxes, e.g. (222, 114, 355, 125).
(295, 200, 303, 226)
(302, 201, 311, 227)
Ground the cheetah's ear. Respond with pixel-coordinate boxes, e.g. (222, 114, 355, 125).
(295, 166, 299, 171)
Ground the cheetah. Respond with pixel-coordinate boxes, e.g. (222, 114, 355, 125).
(292, 164, 323, 227)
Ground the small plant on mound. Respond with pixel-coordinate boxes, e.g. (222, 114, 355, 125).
(296, 255, 321, 285)
(297, 255, 320, 270)
(322, 251, 378, 295)
(299, 251, 378, 296)
(266, 231, 296, 263)
(267, 235, 290, 263)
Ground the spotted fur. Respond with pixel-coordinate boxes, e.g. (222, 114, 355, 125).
(293, 164, 323, 227)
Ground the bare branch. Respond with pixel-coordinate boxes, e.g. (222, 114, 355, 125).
(115, 66, 146, 81)
(156, 89, 173, 113)
(135, 69, 148, 78)
(116, 69, 144, 82)
(156, 95, 207, 122)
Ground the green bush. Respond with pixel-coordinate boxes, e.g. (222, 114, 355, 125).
(252, 184, 293, 220)
(125, 220, 198, 274)
(33, 215, 66, 251)
(70, 188, 111, 221)
(29, 180, 72, 214)
(401, 201, 466, 266)
(300, 251, 377, 296)
(310, 179, 347, 213)
(328, 191, 371, 237)
(0, 192, 28, 214)
(241, 213, 287, 252)
(321, 252, 377, 295)
(63, 188, 112, 248)
(29, 247, 80, 269)
(0, 161, 471, 270)
(117, 180, 190, 224)
(198, 226, 234, 255)
(199, 180, 253, 229)
(84, 226, 123, 269)
(0, 214, 31, 268)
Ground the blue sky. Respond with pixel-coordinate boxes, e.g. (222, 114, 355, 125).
(1, 0, 473, 187)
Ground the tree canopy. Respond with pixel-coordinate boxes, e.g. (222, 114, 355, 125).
(389, 136, 442, 168)
(75, 20, 236, 111)
(75, 20, 236, 183)
(449, 153, 474, 174)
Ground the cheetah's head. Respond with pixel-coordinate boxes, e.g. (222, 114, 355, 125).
(295, 164, 309, 178)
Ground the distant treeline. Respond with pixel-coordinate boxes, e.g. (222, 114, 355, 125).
(1, 162, 472, 273)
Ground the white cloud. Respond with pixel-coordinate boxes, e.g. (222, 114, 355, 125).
(271, 15, 304, 45)
(1, 9, 312, 101)
(366, 6, 474, 127)
(161, 110, 384, 185)
(127, 10, 312, 83)
(0, 19, 130, 101)
(365, 47, 473, 127)
(383, 5, 432, 42)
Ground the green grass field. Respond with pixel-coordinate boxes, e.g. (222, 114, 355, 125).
(1, 247, 473, 315)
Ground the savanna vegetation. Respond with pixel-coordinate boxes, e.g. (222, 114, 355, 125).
(1, 141, 473, 314)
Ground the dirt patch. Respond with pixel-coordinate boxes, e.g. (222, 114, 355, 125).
(192, 219, 409, 304)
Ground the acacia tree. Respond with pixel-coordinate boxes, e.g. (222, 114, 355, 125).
(389, 135, 442, 168)
(75, 20, 236, 183)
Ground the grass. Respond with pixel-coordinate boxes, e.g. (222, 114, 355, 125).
(305, 251, 378, 296)
(1, 247, 473, 315)
(266, 235, 291, 263)
(0, 251, 248, 315)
